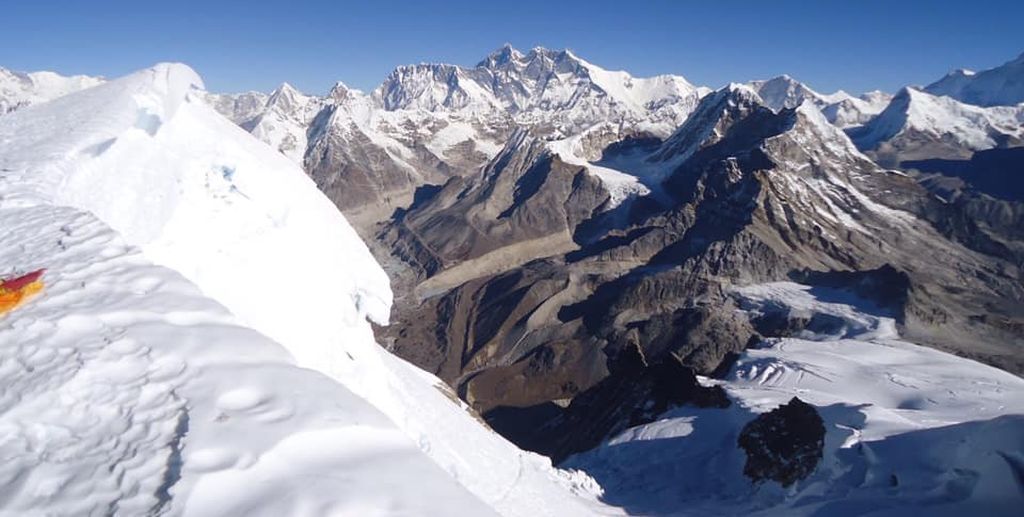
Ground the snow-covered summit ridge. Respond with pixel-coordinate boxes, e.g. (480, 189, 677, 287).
(0, 202, 496, 516)
(0, 62, 613, 516)
(0, 63, 503, 516)
(372, 45, 705, 136)
(0, 61, 392, 358)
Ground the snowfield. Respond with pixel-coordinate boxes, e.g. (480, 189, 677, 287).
(0, 63, 609, 516)
(0, 204, 493, 516)
(547, 137, 652, 209)
(567, 282, 1024, 516)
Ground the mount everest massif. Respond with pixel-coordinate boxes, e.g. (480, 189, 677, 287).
(1, 41, 1023, 516)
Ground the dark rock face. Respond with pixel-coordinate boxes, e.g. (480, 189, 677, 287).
(375, 84, 1023, 459)
(903, 147, 1024, 203)
(485, 344, 730, 463)
(378, 132, 608, 273)
(900, 148, 1024, 269)
(737, 397, 825, 487)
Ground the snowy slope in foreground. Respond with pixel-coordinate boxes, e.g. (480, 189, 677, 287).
(0, 204, 494, 515)
(568, 283, 1024, 516)
(0, 64, 609, 515)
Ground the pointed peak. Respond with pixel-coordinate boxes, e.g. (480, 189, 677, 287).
(724, 82, 761, 99)
(888, 86, 929, 110)
(478, 44, 525, 68)
(687, 84, 767, 119)
(328, 81, 356, 101)
(762, 74, 821, 93)
(266, 81, 312, 111)
(496, 42, 517, 56)
(270, 82, 303, 97)
(749, 74, 796, 87)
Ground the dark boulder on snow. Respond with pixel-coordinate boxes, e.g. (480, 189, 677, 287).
(737, 396, 825, 487)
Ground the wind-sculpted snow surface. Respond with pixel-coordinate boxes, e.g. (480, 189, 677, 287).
(0, 63, 393, 374)
(567, 283, 1024, 515)
(0, 205, 496, 515)
(0, 63, 611, 516)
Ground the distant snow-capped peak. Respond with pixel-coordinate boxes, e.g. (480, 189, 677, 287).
(371, 45, 705, 137)
(747, 74, 833, 110)
(850, 86, 1024, 163)
(747, 74, 891, 129)
(925, 51, 1024, 107)
(0, 66, 104, 115)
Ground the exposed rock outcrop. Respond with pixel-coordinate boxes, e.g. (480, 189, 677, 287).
(737, 397, 825, 487)
(486, 344, 730, 463)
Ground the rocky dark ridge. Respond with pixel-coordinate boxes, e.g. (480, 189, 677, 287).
(902, 147, 1024, 268)
(903, 147, 1024, 202)
(485, 343, 730, 463)
(373, 84, 1024, 457)
(737, 397, 825, 487)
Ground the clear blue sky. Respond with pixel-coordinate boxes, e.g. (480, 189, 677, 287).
(2, 0, 1021, 95)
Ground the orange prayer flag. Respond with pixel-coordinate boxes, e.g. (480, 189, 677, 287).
(0, 269, 45, 315)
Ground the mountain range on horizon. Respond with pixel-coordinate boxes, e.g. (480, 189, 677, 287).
(1, 44, 1023, 516)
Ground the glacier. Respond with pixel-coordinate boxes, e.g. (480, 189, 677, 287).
(566, 282, 1024, 516)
